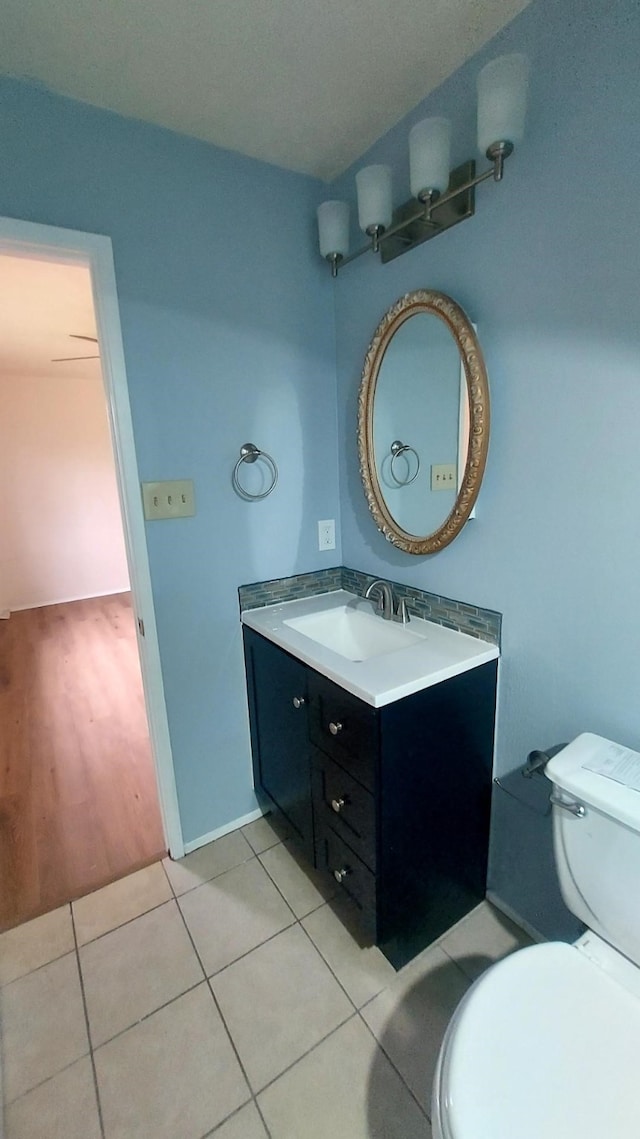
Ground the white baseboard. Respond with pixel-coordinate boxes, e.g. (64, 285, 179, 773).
(8, 587, 131, 612)
(182, 808, 265, 855)
(486, 889, 545, 943)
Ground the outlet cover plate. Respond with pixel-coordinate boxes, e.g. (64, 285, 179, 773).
(318, 519, 336, 551)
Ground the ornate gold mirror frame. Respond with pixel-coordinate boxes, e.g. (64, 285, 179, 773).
(357, 289, 490, 555)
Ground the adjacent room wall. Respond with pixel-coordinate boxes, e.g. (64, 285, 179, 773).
(0, 79, 340, 846)
(331, 0, 640, 936)
(0, 371, 129, 611)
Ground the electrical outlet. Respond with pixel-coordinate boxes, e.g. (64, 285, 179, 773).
(430, 464, 457, 491)
(317, 519, 336, 551)
(142, 479, 196, 520)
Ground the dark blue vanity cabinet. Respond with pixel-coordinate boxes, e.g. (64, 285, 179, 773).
(244, 628, 314, 861)
(243, 626, 497, 969)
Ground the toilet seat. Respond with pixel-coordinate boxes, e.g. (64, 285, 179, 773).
(433, 940, 640, 1139)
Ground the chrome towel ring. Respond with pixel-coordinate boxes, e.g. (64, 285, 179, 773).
(389, 439, 420, 486)
(232, 443, 278, 500)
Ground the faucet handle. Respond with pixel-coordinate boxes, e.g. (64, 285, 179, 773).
(394, 598, 410, 624)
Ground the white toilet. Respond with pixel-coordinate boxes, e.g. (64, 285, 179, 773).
(431, 732, 640, 1139)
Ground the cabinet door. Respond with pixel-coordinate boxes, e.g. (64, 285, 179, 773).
(244, 630, 313, 856)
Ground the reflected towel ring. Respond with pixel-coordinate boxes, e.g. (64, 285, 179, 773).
(232, 443, 278, 500)
(389, 440, 420, 486)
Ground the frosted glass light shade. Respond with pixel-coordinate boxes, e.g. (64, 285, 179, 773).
(409, 117, 451, 198)
(355, 165, 392, 233)
(477, 53, 530, 154)
(317, 200, 350, 258)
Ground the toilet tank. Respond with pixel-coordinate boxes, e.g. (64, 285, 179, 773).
(545, 733, 640, 967)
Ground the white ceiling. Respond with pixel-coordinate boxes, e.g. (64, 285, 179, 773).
(0, 255, 100, 381)
(0, 0, 530, 180)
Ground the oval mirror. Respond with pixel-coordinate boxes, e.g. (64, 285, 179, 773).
(358, 290, 490, 555)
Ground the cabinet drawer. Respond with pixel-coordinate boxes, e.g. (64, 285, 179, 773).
(312, 753, 376, 872)
(318, 827, 376, 938)
(308, 672, 377, 792)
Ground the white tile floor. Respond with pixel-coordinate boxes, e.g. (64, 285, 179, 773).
(0, 816, 532, 1139)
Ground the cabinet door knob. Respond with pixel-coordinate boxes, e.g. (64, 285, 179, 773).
(333, 866, 350, 883)
(292, 696, 306, 709)
(331, 797, 346, 814)
(329, 720, 343, 736)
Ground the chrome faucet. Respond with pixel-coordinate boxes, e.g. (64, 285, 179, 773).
(364, 579, 410, 624)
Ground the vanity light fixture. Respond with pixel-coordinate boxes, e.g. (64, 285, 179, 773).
(317, 52, 529, 276)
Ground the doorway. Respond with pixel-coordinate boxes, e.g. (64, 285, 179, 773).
(0, 218, 183, 930)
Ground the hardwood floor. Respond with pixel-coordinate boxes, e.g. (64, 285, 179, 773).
(0, 593, 166, 931)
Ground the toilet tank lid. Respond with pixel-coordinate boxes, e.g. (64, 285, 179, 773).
(546, 732, 640, 833)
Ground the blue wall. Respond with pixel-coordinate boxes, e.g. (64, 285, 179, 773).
(0, 79, 341, 845)
(331, 0, 640, 935)
(3, 0, 639, 935)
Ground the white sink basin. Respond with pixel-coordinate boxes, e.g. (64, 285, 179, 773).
(283, 605, 426, 662)
(242, 589, 499, 707)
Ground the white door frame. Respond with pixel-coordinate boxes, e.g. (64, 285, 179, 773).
(0, 215, 184, 859)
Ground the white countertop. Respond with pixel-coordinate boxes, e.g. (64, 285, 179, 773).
(241, 589, 499, 707)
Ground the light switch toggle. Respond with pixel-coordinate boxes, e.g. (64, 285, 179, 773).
(142, 479, 196, 520)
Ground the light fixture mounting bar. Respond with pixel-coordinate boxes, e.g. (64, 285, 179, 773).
(380, 159, 477, 264)
(323, 144, 518, 274)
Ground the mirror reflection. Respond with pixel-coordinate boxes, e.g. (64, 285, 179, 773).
(373, 311, 465, 537)
(358, 290, 489, 555)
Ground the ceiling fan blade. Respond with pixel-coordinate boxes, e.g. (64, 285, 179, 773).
(69, 334, 99, 343)
(51, 355, 101, 362)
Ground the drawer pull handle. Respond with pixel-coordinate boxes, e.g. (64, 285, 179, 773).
(292, 696, 306, 709)
(329, 721, 343, 736)
(331, 797, 346, 814)
(333, 866, 351, 884)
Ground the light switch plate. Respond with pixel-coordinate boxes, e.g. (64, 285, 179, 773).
(142, 479, 196, 520)
(431, 464, 457, 491)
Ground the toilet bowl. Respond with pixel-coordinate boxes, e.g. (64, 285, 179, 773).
(431, 732, 640, 1139)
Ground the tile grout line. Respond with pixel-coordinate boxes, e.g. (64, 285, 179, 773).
(0, 945, 76, 989)
(73, 843, 259, 952)
(170, 840, 358, 1133)
(2, 1048, 93, 1111)
(293, 916, 432, 1125)
(161, 835, 258, 893)
(255, 837, 433, 1113)
(199, 1098, 267, 1138)
(0, 834, 271, 991)
(296, 918, 359, 1011)
(193, 918, 298, 981)
(70, 902, 106, 1139)
(72, 893, 173, 949)
(249, 1011, 360, 1101)
(85, 978, 208, 1051)
(357, 1008, 433, 1124)
(438, 942, 488, 985)
(65, 847, 305, 1052)
(255, 844, 334, 926)
(297, 902, 474, 1123)
(172, 882, 274, 1139)
(3, 842, 504, 1133)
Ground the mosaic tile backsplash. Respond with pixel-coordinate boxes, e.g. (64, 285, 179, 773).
(238, 566, 501, 646)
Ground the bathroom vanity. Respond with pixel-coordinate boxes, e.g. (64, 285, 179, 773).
(242, 589, 498, 968)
